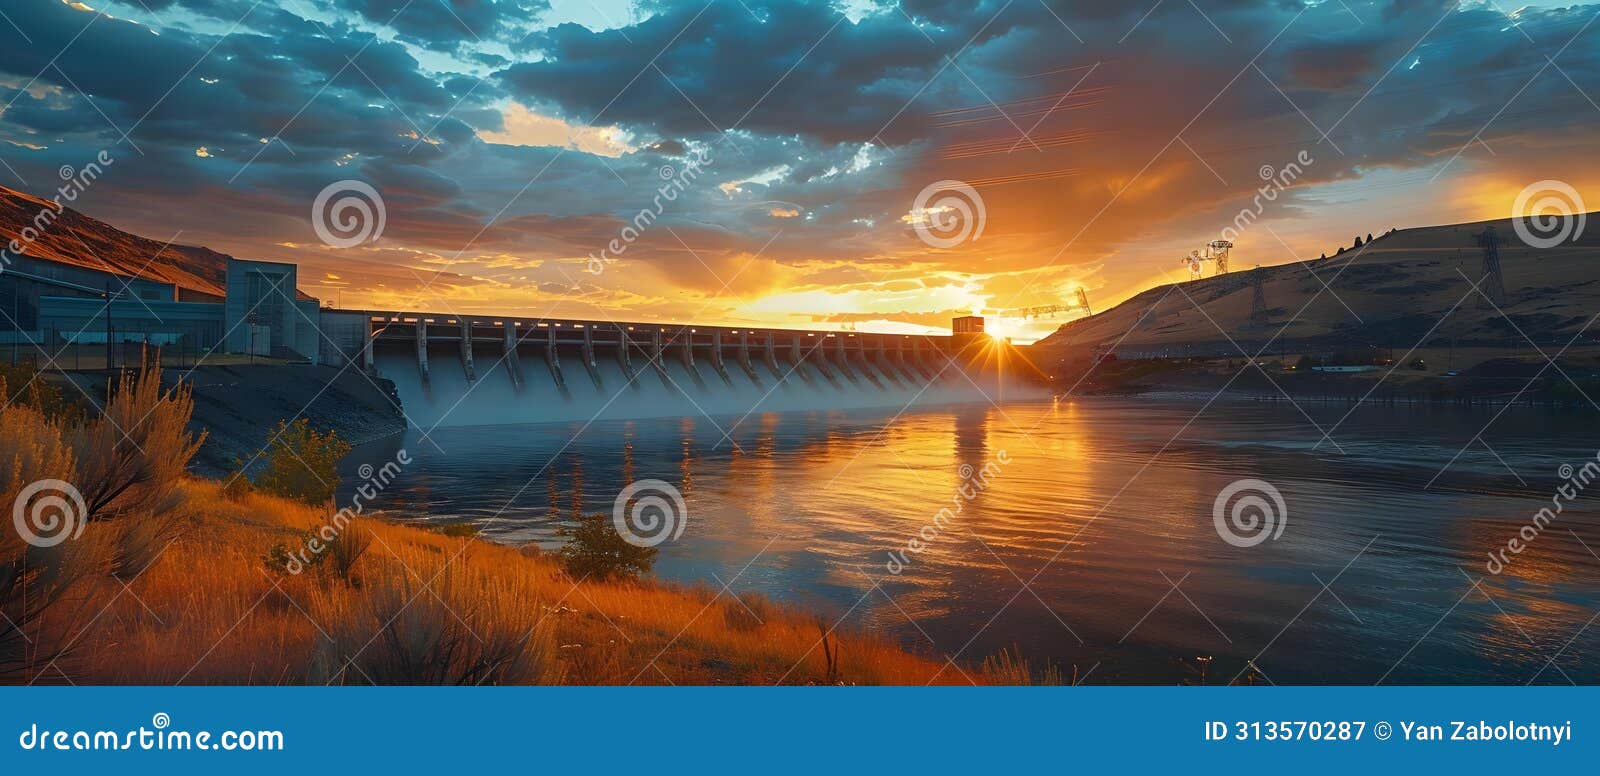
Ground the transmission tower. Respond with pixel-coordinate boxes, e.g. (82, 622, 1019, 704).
(1475, 225, 1507, 305)
(1249, 266, 1268, 327)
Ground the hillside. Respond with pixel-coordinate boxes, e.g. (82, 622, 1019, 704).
(1037, 213, 1600, 360)
(0, 185, 236, 298)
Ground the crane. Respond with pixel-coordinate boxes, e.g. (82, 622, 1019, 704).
(1014, 288, 1092, 320)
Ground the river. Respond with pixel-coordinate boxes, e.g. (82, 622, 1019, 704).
(341, 396, 1600, 684)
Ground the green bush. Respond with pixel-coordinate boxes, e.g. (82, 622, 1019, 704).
(253, 419, 351, 506)
(557, 513, 657, 582)
(264, 526, 370, 585)
(0, 361, 83, 426)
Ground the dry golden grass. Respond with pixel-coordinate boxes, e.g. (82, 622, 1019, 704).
(3, 362, 973, 686)
(25, 479, 967, 686)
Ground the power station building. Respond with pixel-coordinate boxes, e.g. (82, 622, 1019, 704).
(220, 259, 321, 357)
(2, 252, 363, 367)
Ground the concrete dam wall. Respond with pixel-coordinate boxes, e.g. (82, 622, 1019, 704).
(364, 315, 1041, 428)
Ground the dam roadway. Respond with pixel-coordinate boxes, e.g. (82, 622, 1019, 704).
(355, 311, 977, 396)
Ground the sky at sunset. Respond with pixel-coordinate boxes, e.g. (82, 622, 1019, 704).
(1, 0, 1597, 342)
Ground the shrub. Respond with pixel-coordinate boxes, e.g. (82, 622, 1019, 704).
(324, 527, 372, 585)
(0, 376, 120, 678)
(263, 525, 369, 584)
(0, 362, 82, 425)
(430, 522, 480, 538)
(1, 361, 202, 678)
(0, 391, 101, 679)
(221, 457, 253, 502)
(68, 363, 203, 522)
(557, 513, 657, 582)
(980, 647, 1063, 686)
(252, 419, 351, 506)
(722, 591, 776, 632)
(109, 508, 186, 581)
(313, 569, 564, 685)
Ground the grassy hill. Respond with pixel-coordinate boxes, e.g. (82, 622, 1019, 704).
(0, 184, 314, 301)
(0, 185, 231, 298)
(1036, 212, 1600, 361)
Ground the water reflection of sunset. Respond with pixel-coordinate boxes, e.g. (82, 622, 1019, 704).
(360, 398, 1600, 683)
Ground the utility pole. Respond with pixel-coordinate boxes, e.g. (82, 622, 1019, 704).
(104, 283, 113, 371)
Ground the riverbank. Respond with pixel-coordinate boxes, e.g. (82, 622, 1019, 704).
(1062, 350, 1600, 406)
(54, 364, 407, 476)
(21, 477, 968, 685)
(4, 363, 976, 685)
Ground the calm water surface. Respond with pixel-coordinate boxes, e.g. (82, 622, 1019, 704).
(342, 398, 1600, 684)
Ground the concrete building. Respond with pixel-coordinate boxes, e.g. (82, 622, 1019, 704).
(8, 253, 352, 367)
(951, 315, 987, 350)
(0, 253, 182, 341)
(222, 259, 317, 358)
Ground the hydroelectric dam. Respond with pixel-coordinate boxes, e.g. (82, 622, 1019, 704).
(353, 312, 1041, 428)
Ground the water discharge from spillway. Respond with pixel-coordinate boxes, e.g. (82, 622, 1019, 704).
(375, 341, 1045, 429)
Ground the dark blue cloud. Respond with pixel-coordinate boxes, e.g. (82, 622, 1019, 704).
(0, 0, 1595, 306)
(347, 0, 550, 51)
